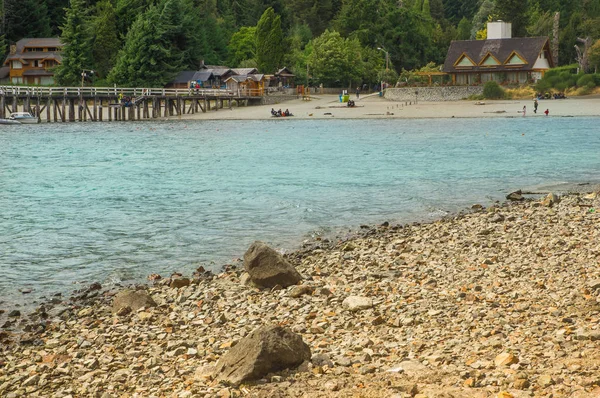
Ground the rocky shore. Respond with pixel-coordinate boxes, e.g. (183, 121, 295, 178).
(1, 192, 600, 397)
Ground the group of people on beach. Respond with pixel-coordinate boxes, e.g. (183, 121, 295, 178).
(271, 108, 291, 117)
(536, 92, 567, 100)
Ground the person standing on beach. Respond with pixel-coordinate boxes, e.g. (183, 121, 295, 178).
(356, 87, 360, 99)
(533, 98, 538, 114)
(522, 105, 526, 116)
(544, 109, 549, 116)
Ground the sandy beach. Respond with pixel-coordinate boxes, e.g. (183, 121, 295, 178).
(177, 93, 600, 121)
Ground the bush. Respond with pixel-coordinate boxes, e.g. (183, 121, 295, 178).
(482, 81, 505, 99)
(577, 74, 595, 88)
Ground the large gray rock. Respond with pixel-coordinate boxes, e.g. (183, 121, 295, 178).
(212, 325, 311, 385)
(243, 241, 302, 288)
(112, 289, 157, 314)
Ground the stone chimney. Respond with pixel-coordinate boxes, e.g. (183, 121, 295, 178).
(487, 21, 512, 39)
(199, 59, 205, 69)
(10, 45, 16, 55)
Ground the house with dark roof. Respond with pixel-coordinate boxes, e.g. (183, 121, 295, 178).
(166, 70, 216, 89)
(443, 21, 553, 85)
(3, 38, 63, 85)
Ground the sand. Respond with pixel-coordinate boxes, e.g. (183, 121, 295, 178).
(176, 93, 600, 121)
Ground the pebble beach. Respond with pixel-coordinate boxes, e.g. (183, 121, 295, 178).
(1, 190, 600, 397)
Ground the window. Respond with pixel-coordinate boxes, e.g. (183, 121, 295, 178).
(11, 77, 23, 84)
(455, 54, 476, 67)
(480, 53, 500, 66)
(12, 60, 22, 69)
(505, 52, 527, 65)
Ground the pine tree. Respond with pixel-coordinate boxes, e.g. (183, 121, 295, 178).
(109, 4, 180, 86)
(4, 0, 52, 42)
(456, 16, 471, 40)
(255, 7, 284, 73)
(54, 0, 92, 86)
(91, 0, 120, 78)
(422, 0, 431, 18)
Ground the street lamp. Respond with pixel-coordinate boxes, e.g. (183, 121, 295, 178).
(377, 47, 389, 71)
(377, 47, 389, 93)
(81, 69, 94, 87)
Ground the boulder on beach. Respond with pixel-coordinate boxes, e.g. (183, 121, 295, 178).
(212, 325, 311, 385)
(112, 289, 157, 314)
(243, 241, 302, 288)
(506, 190, 524, 201)
(541, 192, 560, 207)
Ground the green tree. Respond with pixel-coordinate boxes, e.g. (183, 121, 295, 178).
(381, 7, 436, 70)
(443, 0, 479, 24)
(115, 0, 151, 39)
(4, 0, 52, 42)
(288, 0, 338, 36)
(422, 0, 431, 18)
(456, 16, 472, 40)
(308, 29, 362, 87)
(333, 0, 395, 47)
(91, 0, 121, 78)
(228, 26, 257, 66)
(109, 4, 180, 86)
(471, 0, 494, 39)
(54, 0, 93, 86)
(255, 7, 284, 73)
(493, 0, 530, 37)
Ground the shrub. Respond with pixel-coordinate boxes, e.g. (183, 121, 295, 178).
(482, 81, 505, 99)
(577, 74, 595, 88)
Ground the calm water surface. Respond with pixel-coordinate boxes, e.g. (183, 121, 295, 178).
(1, 117, 599, 304)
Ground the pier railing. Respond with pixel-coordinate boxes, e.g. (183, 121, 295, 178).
(0, 85, 244, 98)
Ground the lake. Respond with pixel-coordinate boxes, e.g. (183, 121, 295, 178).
(1, 117, 599, 305)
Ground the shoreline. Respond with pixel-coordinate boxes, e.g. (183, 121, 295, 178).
(171, 94, 600, 121)
(2, 189, 600, 397)
(2, 180, 598, 319)
(2, 181, 599, 315)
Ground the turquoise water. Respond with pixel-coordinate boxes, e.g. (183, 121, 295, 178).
(1, 118, 599, 304)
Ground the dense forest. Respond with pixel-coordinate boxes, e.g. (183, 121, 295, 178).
(1, 0, 600, 87)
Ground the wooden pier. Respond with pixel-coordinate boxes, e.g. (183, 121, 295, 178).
(0, 86, 263, 122)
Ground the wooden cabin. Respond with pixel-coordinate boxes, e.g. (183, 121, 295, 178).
(274, 67, 295, 87)
(224, 74, 265, 96)
(3, 38, 63, 85)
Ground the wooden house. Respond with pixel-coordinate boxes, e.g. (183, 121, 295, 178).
(274, 67, 295, 87)
(224, 74, 265, 96)
(3, 38, 63, 85)
(443, 22, 553, 85)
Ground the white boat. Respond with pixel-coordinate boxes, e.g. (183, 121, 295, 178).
(9, 112, 39, 124)
(0, 118, 21, 125)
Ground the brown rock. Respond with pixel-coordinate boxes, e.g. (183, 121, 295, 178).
(212, 325, 311, 385)
(494, 353, 518, 367)
(541, 192, 559, 207)
(169, 277, 191, 288)
(112, 289, 157, 314)
(243, 241, 302, 288)
(506, 190, 524, 201)
(513, 378, 530, 389)
(289, 285, 313, 298)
